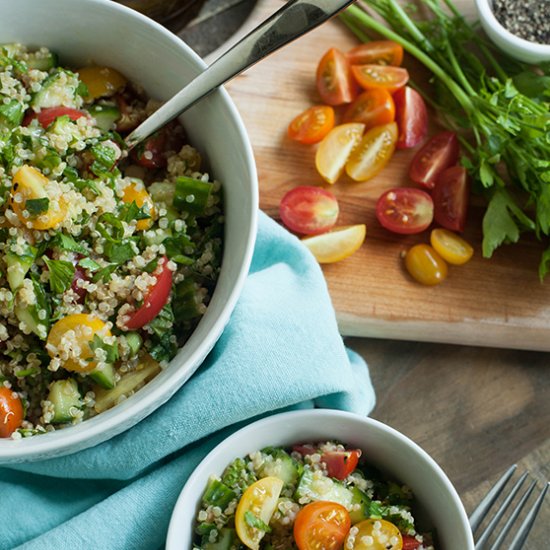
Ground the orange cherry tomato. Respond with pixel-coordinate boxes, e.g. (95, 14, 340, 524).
(430, 228, 474, 265)
(294, 501, 351, 550)
(345, 122, 398, 182)
(347, 41, 404, 66)
(405, 244, 448, 286)
(351, 65, 409, 94)
(316, 48, 357, 106)
(343, 89, 395, 130)
(0, 387, 24, 438)
(288, 105, 335, 144)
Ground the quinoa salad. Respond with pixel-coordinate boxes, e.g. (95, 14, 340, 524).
(193, 441, 436, 550)
(0, 44, 223, 438)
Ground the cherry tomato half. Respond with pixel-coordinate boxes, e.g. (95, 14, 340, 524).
(430, 228, 474, 265)
(132, 121, 185, 169)
(432, 165, 470, 232)
(294, 501, 351, 550)
(351, 65, 409, 94)
(24, 107, 87, 129)
(346, 518, 403, 550)
(343, 89, 395, 130)
(402, 535, 421, 550)
(376, 188, 434, 234)
(393, 86, 428, 149)
(322, 449, 362, 480)
(288, 105, 335, 144)
(405, 244, 448, 286)
(0, 387, 24, 438)
(279, 186, 339, 235)
(123, 256, 173, 330)
(347, 41, 404, 67)
(316, 48, 357, 106)
(409, 131, 460, 189)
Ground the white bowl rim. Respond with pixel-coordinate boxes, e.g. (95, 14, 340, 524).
(166, 409, 474, 549)
(0, 0, 258, 461)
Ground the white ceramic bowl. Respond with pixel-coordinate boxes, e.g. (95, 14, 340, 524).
(474, 0, 550, 64)
(0, 0, 258, 462)
(167, 409, 475, 550)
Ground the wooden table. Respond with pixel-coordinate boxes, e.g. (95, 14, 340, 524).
(181, 1, 550, 546)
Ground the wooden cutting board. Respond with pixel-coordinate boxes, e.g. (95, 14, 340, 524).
(223, 0, 550, 351)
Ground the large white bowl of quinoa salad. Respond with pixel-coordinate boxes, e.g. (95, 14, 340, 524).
(0, 0, 258, 461)
(167, 409, 475, 550)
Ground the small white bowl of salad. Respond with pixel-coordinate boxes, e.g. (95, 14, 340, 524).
(166, 409, 474, 550)
(0, 0, 257, 461)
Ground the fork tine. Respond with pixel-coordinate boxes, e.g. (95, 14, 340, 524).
(507, 483, 549, 550)
(470, 465, 517, 532)
(474, 473, 529, 549)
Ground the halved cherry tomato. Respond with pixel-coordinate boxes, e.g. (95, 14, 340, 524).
(351, 65, 409, 94)
(288, 105, 335, 144)
(430, 228, 474, 265)
(24, 107, 87, 129)
(409, 131, 460, 189)
(402, 535, 421, 550)
(121, 181, 156, 231)
(343, 89, 395, 130)
(432, 165, 470, 232)
(315, 122, 365, 184)
(0, 387, 24, 438)
(316, 48, 357, 106)
(123, 256, 173, 330)
(294, 501, 351, 550)
(302, 224, 366, 264)
(405, 244, 448, 286)
(77, 66, 127, 99)
(376, 188, 434, 235)
(279, 186, 339, 235)
(132, 121, 185, 169)
(345, 122, 398, 182)
(393, 87, 428, 149)
(345, 518, 403, 550)
(347, 41, 404, 66)
(322, 449, 362, 480)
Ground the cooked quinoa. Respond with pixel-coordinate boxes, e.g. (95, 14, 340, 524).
(192, 441, 436, 550)
(0, 44, 223, 438)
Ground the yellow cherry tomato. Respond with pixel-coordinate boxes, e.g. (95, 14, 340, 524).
(302, 224, 366, 264)
(235, 476, 283, 550)
(430, 228, 474, 265)
(121, 181, 156, 231)
(11, 165, 67, 230)
(77, 66, 127, 99)
(47, 314, 112, 373)
(345, 122, 398, 182)
(315, 123, 365, 184)
(345, 519, 403, 550)
(405, 244, 448, 286)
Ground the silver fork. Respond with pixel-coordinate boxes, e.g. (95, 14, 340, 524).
(469, 465, 549, 549)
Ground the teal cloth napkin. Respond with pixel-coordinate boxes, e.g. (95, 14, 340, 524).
(0, 211, 375, 550)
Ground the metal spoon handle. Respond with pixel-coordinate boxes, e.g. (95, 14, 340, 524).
(125, 0, 355, 149)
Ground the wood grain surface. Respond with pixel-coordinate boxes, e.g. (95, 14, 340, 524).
(223, 0, 550, 351)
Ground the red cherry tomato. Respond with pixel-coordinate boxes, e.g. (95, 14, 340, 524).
(347, 41, 404, 66)
(316, 48, 357, 106)
(343, 88, 395, 130)
(402, 534, 422, 549)
(279, 186, 339, 235)
(393, 86, 428, 149)
(0, 387, 24, 438)
(288, 105, 335, 144)
(432, 165, 470, 232)
(133, 121, 185, 169)
(124, 256, 173, 330)
(322, 449, 362, 480)
(292, 444, 317, 456)
(376, 188, 434, 235)
(24, 107, 87, 129)
(409, 131, 460, 189)
(351, 65, 409, 94)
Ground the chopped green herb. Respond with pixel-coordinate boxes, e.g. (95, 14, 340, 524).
(244, 511, 271, 533)
(25, 197, 50, 216)
(43, 257, 75, 294)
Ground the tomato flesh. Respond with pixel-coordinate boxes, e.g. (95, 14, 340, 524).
(402, 535, 421, 550)
(393, 87, 428, 149)
(322, 449, 362, 480)
(288, 105, 335, 144)
(430, 228, 474, 265)
(409, 131, 460, 189)
(133, 121, 185, 169)
(279, 186, 339, 235)
(294, 501, 351, 550)
(432, 165, 470, 232)
(343, 89, 395, 130)
(376, 188, 434, 234)
(123, 256, 173, 330)
(316, 48, 357, 106)
(405, 244, 448, 286)
(24, 107, 87, 129)
(351, 65, 409, 94)
(0, 387, 24, 438)
(345, 519, 403, 550)
(347, 41, 404, 67)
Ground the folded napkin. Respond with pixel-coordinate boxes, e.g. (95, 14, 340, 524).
(0, 211, 375, 550)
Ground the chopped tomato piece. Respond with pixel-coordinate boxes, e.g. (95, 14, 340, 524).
(402, 534, 421, 550)
(351, 65, 409, 94)
(77, 66, 127, 99)
(393, 86, 428, 149)
(376, 188, 434, 235)
(347, 41, 404, 66)
(132, 121, 185, 169)
(345, 518, 403, 550)
(322, 449, 362, 480)
(316, 48, 357, 106)
(0, 387, 24, 438)
(288, 105, 335, 144)
(24, 107, 87, 129)
(343, 88, 395, 130)
(432, 165, 470, 232)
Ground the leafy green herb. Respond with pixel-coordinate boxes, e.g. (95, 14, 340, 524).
(147, 304, 178, 362)
(53, 233, 88, 255)
(92, 263, 118, 283)
(119, 200, 152, 223)
(244, 511, 271, 533)
(15, 367, 41, 378)
(90, 143, 116, 177)
(78, 257, 101, 272)
(43, 257, 75, 294)
(103, 240, 137, 264)
(0, 99, 24, 126)
(25, 197, 50, 216)
(89, 334, 119, 363)
(163, 234, 194, 265)
(30, 273, 51, 338)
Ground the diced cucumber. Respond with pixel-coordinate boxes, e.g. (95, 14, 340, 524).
(14, 305, 48, 340)
(259, 447, 302, 487)
(202, 476, 237, 509)
(202, 528, 237, 550)
(149, 181, 175, 204)
(88, 362, 116, 390)
(294, 469, 354, 508)
(14, 276, 50, 340)
(123, 332, 142, 358)
(48, 379, 82, 423)
(0, 43, 22, 58)
(31, 69, 80, 109)
(87, 103, 120, 131)
(174, 176, 212, 215)
(349, 486, 372, 524)
(26, 51, 58, 71)
(5, 245, 36, 291)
